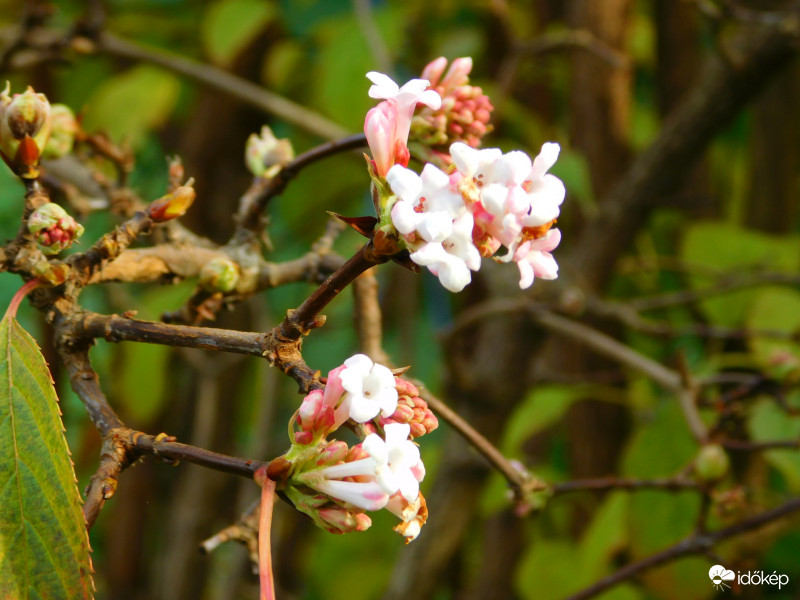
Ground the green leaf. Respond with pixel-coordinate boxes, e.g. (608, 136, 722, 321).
(502, 384, 619, 456)
(747, 288, 800, 374)
(680, 222, 800, 327)
(202, 0, 276, 67)
(749, 397, 800, 491)
(0, 314, 93, 598)
(82, 65, 181, 149)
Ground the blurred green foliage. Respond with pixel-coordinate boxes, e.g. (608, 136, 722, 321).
(1, 0, 800, 599)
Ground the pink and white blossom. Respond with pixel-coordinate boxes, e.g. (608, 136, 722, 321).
(366, 72, 441, 143)
(364, 72, 441, 177)
(362, 423, 425, 502)
(513, 228, 561, 289)
(409, 211, 481, 293)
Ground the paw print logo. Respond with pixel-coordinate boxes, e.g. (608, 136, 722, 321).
(709, 564, 735, 591)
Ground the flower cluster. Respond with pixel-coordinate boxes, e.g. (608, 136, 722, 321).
(411, 57, 494, 156)
(276, 354, 437, 542)
(363, 63, 565, 293)
(386, 141, 564, 292)
(27, 202, 84, 255)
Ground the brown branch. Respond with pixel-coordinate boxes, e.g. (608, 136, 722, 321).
(96, 32, 349, 141)
(353, 269, 389, 364)
(58, 346, 123, 435)
(566, 496, 800, 600)
(67, 210, 153, 286)
(517, 28, 630, 68)
(122, 429, 266, 478)
(722, 438, 800, 451)
(234, 134, 367, 236)
(78, 312, 267, 357)
(446, 298, 710, 442)
(628, 271, 800, 312)
(271, 242, 386, 343)
(82, 433, 133, 529)
(552, 476, 699, 496)
(565, 17, 800, 290)
(418, 388, 547, 502)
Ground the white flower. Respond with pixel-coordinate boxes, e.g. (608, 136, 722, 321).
(387, 163, 464, 242)
(520, 142, 565, 228)
(410, 211, 481, 293)
(513, 228, 561, 289)
(338, 354, 398, 423)
(366, 72, 441, 145)
(362, 423, 424, 503)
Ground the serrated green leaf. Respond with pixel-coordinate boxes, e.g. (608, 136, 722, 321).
(202, 0, 276, 67)
(0, 314, 93, 599)
(82, 65, 181, 149)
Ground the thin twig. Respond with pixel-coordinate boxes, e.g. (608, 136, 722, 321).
(96, 32, 348, 141)
(234, 134, 366, 235)
(353, 269, 389, 364)
(552, 476, 699, 496)
(722, 438, 800, 451)
(82, 433, 132, 529)
(418, 388, 547, 501)
(566, 496, 800, 600)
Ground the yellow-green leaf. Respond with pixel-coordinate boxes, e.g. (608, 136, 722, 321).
(0, 314, 93, 599)
(82, 65, 181, 149)
(202, 0, 276, 67)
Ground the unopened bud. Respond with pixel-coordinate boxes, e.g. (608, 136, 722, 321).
(42, 104, 78, 159)
(316, 440, 349, 466)
(199, 256, 240, 292)
(28, 202, 84, 255)
(245, 125, 294, 178)
(0, 83, 52, 178)
(147, 181, 196, 222)
(694, 444, 730, 482)
(317, 508, 372, 534)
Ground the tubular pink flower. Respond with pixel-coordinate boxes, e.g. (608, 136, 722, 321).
(364, 72, 441, 178)
(366, 72, 441, 143)
(313, 479, 389, 511)
(364, 101, 401, 177)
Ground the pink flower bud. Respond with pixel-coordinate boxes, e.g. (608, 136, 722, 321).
(394, 377, 419, 397)
(28, 202, 84, 255)
(420, 57, 448, 85)
(409, 58, 494, 155)
(317, 507, 372, 534)
(316, 440, 350, 466)
(364, 101, 400, 177)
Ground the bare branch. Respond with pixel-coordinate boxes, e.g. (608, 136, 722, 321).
(566, 496, 800, 600)
(96, 32, 349, 141)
